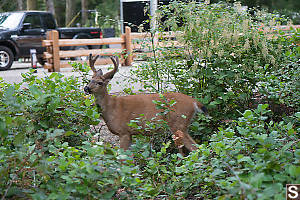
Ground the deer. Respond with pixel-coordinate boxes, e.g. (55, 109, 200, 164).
(84, 54, 208, 153)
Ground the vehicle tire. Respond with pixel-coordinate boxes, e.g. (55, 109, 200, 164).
(0, 46, 14, 71)
(71, 45, 89, 61)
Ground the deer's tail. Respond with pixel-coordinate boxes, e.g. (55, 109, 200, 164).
(194, 101, 209, 116)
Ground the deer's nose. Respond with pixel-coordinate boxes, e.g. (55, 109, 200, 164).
(84, 86, 91, 94)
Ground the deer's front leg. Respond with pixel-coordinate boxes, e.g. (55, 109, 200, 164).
(119, 134, 132, 150)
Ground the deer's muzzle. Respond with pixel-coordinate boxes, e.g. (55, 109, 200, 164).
(84, 86, 91, 94)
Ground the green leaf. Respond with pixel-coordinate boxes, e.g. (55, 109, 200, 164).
(250, 173, 264, 188)
(102, 190, 115, 199)
(243, 110, 253, 118)
(211, 168, 224, 177)
(49, 73, 58, 79)
(209, 100, 221, 106)
(238, 156, 253, 164)
(175, 166, 185, 174)
(261, 104, 269, 110)
(14, 132, 25, 145)
(0, 119, 8, 138)
(135, 177, 142, 183)
(86, 109, 93, 117)
(237, 154, 244, 160)
(295, 149, 300, 159)
(286, 122, 293, 130)
(65, 131, 76, 136)
(61, 175, 72, 183)
(84, 99, 92, 107)
(280, 141, 295, 154)
(295, 112, 300, 119)
(263, 183, 282, 197)
(254, 134, 268, 143)
(47, 129, 65, 140)
(288, 165, 300, 177)
(274, 174, 289, 182)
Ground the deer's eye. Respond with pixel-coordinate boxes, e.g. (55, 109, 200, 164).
(91, 80, 103, 85)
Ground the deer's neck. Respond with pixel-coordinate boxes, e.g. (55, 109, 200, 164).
(94, 90, 112, 112)
(94, 91, 116, 129)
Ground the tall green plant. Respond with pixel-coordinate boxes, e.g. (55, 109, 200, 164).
(130, 1, 298, 139)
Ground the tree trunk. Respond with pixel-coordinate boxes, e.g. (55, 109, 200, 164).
(81, 0, 88, 26)
(27, 0, 37, 10)
(45, 0, 55, 16)
(17, 0, 24, 10)
(66, 0, 76, 27)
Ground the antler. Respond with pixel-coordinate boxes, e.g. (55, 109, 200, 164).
(103, 56, 119, 80)
(88, 54, 100, 74)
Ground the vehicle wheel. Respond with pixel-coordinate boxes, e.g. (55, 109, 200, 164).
(0, 46, 14, 71)
(72, 45, 89, 61)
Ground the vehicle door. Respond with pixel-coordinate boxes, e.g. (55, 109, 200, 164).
(17, 13, 46, 57)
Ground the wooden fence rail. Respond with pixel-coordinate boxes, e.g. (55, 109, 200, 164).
(42, 26, 133, 72)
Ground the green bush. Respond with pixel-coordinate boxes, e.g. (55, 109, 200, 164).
(127, 105, 300, 199)
(129, 1, 299, 139)
(0, 70, 100, 198)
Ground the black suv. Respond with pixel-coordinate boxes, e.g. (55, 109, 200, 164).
(0, 11, 102, 70)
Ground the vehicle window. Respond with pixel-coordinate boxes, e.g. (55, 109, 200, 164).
(42, 14, 56, 29)
(23, 14, 42, 29)
(0, 13, 24, 29)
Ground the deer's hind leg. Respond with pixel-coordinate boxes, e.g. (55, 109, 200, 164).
(171, 129, 198, 152)
(180, 131, 198, 151)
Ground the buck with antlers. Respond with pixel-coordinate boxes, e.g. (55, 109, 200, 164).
(84, 55, 208, 152)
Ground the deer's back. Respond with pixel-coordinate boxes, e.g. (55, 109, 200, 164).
(104, 92, 200, 135)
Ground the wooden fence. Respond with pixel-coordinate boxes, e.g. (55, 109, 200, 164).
(42, 26, 133, 72)
(42, 25, 300, 72)
(42, 26, 181, 72)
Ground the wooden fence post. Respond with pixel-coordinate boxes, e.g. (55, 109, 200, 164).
(50, 30, 60, 72)
(121, 34, 126, 66)
(46, 31, 53, 72)
(124, 26, 132, 66)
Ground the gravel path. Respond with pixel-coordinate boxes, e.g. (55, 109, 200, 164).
(0, 61, 144, 93)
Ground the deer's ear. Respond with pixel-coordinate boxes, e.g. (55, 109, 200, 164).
(96, 69, 103, 76)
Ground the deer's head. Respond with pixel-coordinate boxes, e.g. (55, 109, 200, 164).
(84, 54, 119, 95)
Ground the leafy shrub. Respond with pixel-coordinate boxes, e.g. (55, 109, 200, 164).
(256, 28, 300, 121)
(129, 1, 299, 140)
(0, 70, 100, 198)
